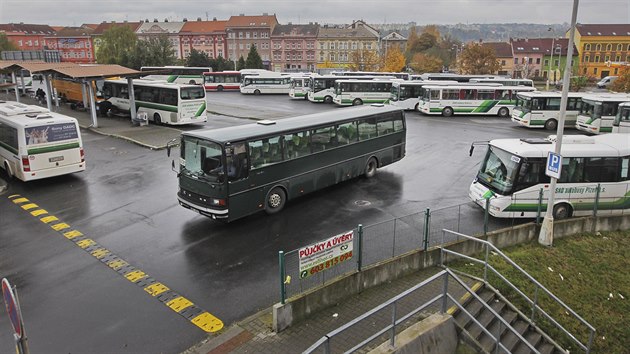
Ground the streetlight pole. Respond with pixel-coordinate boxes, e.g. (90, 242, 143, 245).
(547, 37, 555, 90)
(539, 0, 580, 246)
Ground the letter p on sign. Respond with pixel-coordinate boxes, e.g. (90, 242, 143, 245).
(546, 152, 562, 179)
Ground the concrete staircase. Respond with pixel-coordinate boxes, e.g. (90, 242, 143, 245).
(449, 283, 566, 354)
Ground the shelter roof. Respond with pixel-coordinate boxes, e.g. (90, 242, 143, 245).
(0, 61, 140, 79)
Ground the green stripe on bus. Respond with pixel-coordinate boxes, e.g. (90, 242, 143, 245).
(503, 190, 630, 212)
(136, 102, 178, 112)
(0, 141, 18, 155)
(195, 102, 207, 117)
(601, 127, 613, 132)
(27, 142, 80, 155)
(167, 75, 177, 83)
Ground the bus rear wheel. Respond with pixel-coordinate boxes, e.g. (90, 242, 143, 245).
(364, 157, 378, 178)
(498, 107, 509, 118)
(545, 119, 558, 130)
(352, 98, 363, 106)
(442, 107, 454, 117)
(324, 95, 333, 103)
(265, 187, 286, 214)
(217, 85, 224, 92)
(154, 113, 162, 125)
(553, 203, 572, 220)
(254, 89, 261, 95)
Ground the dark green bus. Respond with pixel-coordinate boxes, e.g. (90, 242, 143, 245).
(169, 104, 406, 222)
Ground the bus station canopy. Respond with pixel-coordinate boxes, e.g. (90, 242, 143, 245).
(0, 61, 141, 80)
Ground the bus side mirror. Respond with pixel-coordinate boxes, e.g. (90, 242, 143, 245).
(166, 138, 177, 157)
(469, 145, 475, 156)
(171, 160, 175, 171)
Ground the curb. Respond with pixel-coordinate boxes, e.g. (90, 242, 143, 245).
(76, 121, 164, 150)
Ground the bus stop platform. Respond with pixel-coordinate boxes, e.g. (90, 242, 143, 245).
(0, 93, 182, 150)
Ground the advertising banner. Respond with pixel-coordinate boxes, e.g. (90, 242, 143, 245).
(25, 123, 78, 145)
(298, 230, 353, 279)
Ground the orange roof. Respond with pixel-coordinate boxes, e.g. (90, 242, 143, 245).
(82, 23, 100, 30)
(50, 26, 64, 32)
(181, 20, 227, 33)
(226, 14, 278, 28)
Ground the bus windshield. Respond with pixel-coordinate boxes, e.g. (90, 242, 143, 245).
(181, 137, 224, 182)
(580, 100, 601, 119)
(181, 87, 205, 100)
(515, 96, 532, 112)
(477, 146, 520, 195)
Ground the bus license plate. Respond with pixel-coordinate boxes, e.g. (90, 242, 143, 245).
(49, 156, 64, 162)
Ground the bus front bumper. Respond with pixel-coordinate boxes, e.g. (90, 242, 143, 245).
(177, 195, 229, 219)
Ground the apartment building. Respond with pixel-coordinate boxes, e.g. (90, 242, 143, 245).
(225, 14, 279, 69)
(136, 20, 186, 59)
(317, 20, 379, 69)
(270, 23, 319, 72)
(179, 18, 228, 60)
(573, 23, 630, 79)
(0, 23, 56, 51)
(44, 26, 95, 63)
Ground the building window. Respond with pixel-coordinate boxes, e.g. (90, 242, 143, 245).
(584, 43, 591, 51)
(351, 42, 357, 50)
(544, 59, 549, 66)
(606, 43, 612, 51)
(253, 32, 257, 39)
(616, 55, 621, 62)
(330, 53, 335, 61)
(238, 32, 243, 39)
(596, 43, 601, 51)
(595, 55, 600, 63)
(594, 68, 598, 75)
(614, 68, 619, 75)
(554, 59, 559, 67)
(536, 58, 541, 64)
(605, 55, 610, 62)
(617, 44, 623, 51)
(584, 55, 590, 62)
(330, 42, 335, 50)
(528, 57, 533, 64)
(514, 58, 518, 64)
(501, 60, 506, 65)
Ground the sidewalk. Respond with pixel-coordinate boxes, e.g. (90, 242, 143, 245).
(0, 93, 181, 150)
(185, 266, 460, 354)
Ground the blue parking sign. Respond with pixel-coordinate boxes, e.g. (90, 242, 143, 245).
(546, 152, 562, 179)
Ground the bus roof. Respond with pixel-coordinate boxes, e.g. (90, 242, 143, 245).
(421, 84, 535, 90)
(580, 93, 630, 102)
(490, 134, 630, 158)
(0, 101, 78, 128)
(335, 79, 397, 84)
(183, 105, 404, 144)
(203, 71, 240, 75)
(516, 91, 586, 98)
(105, 78, 201, 89)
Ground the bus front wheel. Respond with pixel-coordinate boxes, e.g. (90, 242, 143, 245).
(154, 113, 162, 125)
(352, 98, 363, 106)
(265, 187, 286, 214)
(324, 95, 333, 103)
(498, 107, 509, 118)
(442, 107, 454, 117)
(553, 203, 572, 220)
(254, 89, 261, 95)
(364, 157, 378, 178)
(217, 85, 224, 92)
(545, 119, 558, 130)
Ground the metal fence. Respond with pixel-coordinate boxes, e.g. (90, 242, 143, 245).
(279, 183, 624, 303)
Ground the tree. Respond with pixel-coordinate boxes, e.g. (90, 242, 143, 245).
(209, 56, 235, 72)
(236, 56, 246, 70)
(610, 67, 630, 92)
(348, 49, 379, 71)
(381, 45, 406, 72)
(245, 45, 263, 69)
(409, 53, 443, 74)
(457, 43, 500, 74)
(96, 26, 137, 64)
(186, 49, 211, 67)
(0, 33, 18, 53)
(125, 35, 176, 69)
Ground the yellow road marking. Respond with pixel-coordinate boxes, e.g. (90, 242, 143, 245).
(63, 230, 83, 239)
(192, 312, 224, 333)
(144, 282, 169, 296)
(166, 296, 194, 312)
(91, 248, 111, 259)
(21, 203, 38, 210)
(124, 270, 147, 282)
(51, 223, 70, 231)
(12, 197, 29, 204)
(41, 215, 59, 224)
(76, 239, 96, 249)
(107, 259, 128, 270)
(31, 209, 48, 216)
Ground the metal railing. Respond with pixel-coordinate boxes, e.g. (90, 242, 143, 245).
(303, 268, 539, 354)
(440, 229, 596, 354)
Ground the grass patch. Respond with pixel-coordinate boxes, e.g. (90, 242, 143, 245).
(449, 231, 630, 353)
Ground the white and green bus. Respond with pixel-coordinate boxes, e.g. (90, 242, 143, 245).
(240, 74, 292, 95)
(469, 134, 630, 219)
(575, 93, 630, 134)
(389, 81, 464, 111)
(419, 84, 536, 117)
(0, 101, 85, 181)
(307, 75, 393, 104)
(100, 79, 207, 125)
(613, 102, 630, 133)
(511, 91, 585, 130)
(332, 79, 397, 106)
(470, 78, 534, 87)
(168, 105, 406, 222)
(288, 74, 316, 100)
(140, 66, 212, 85)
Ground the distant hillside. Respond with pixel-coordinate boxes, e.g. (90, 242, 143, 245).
(372, 23, 569, 43)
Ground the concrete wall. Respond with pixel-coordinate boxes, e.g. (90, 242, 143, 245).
(367, 314, 457, 354)
(273, 214, 630, 332)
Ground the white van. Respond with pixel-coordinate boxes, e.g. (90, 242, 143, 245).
(0, 101, 85, 181)
(597, 76, 618, 89)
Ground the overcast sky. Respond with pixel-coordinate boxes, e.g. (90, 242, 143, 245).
(1, 0, 628, 26)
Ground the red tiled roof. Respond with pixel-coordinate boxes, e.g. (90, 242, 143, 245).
(576, 24, 630, 37)
(0, 23, 56, 35)
(483, 42, 512, 57)
(226, 14, 278, 28)
(82, 23, 100, 30)
(93, 22, 142, 35)
(48, 26, 94, 37)
(181, 20, 227, 33)
(511, 38, 577, 56)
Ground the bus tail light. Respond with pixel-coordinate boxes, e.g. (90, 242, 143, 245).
(22, 156, 30, 172)
(211, 199, 226, 206)
(80, 148, 85, 162)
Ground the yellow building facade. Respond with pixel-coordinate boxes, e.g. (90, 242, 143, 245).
(572, 24, 630, 79)
(317, 21, 380, 70)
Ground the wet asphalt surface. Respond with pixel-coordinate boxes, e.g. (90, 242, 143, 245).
(0, 93, 554, 353)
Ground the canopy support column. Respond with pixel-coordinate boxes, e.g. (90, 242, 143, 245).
(11, 72, 19, 102)
(43, 74, 53, 111)
(87, 80, 98, 128)
(127, 77, 137, 121)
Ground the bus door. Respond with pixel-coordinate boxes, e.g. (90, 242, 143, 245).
(224, 142, 260, 218)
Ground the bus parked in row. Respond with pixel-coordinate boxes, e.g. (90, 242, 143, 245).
(0, 101, 85, 181)
(511, 91, 585, 130)
(469, 134, 630, 219)
(470, 78, 534, 87)
(613, 102, 630, 133)
(333, 79, 396, 106)
(203, 71, 242, 91)
(100, 79, 207, 125)
(389, 81, 462, 111)
(168, 105, 406, 221)
(140, 66, 212, 85)
(240, 74, 292, 95)
(333, 71, 411, 80)
(419, 84, 536, 117)
(575, 93, 630, 134)
(307, 75, 394, 103)
(288, 74, 315, 100)
(413, 73, 501, 82)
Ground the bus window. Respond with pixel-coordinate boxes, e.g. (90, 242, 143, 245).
(560, 158, 584, 183)
(226, 142, 248, 181)
(621, 157, 629, 180)
(337, 122, 357, 145)
(377, 119, 394, 136)
(584, 157, 618, 182)
(443, 89, 459, 100)
(311, 126, 337, 152)
(461, 89, 476, 100)
(358, 119, 376, 140)
(477, 90, 494, 100)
